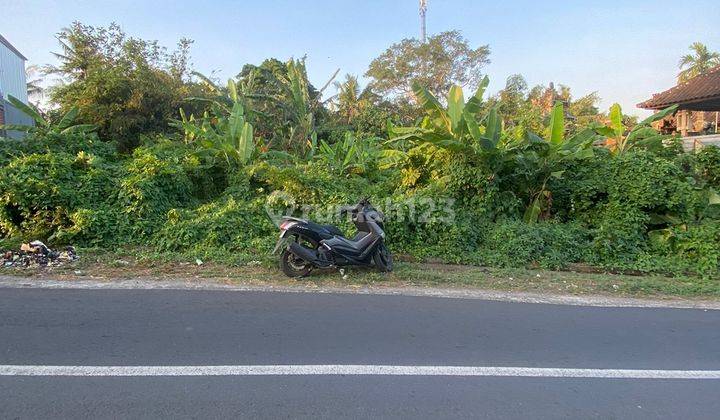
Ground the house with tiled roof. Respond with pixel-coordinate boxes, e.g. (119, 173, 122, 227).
(639, 66, 720, 150)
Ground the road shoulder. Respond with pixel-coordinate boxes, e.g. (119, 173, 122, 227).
(1, 275, 719, 310)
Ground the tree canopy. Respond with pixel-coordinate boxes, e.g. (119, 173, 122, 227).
(365, 30, 490, 101)
(47, 22, 197, 150)
(678, 42, 720, 83)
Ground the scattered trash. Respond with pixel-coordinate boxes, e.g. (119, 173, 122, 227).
(246, 260, 261, 267)
(195, 258, 204, 266)
(114, 259, 130, 266)
(1, 241, 79, 268)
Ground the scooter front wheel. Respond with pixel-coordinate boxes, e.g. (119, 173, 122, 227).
(373, 242, 393, 272)
(280, 249, 313, 278)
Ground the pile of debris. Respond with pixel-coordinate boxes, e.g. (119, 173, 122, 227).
(2, 240, 79, 268)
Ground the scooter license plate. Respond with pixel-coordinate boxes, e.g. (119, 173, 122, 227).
(271, 230, 290, 254)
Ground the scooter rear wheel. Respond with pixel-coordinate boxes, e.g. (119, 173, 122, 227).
(373, 242, 393, 272)
(280, 249, 313, 278)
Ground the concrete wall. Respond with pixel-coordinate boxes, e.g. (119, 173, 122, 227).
(683, 134, 720, 152)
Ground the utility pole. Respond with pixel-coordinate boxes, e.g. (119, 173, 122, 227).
(420, 0, 427, 43)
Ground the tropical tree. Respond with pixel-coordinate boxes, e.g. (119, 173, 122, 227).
(678, 42, 720, 83)
(366, 30, 490, 100)
(519, 103, 597, 222)
(0, 95, 95, 136)
(46, 22, 196, 149)
(384, 78, 599, 222)
(488, 77, 603, 137)
(333, 74, 363, 125)
(236, 58, 338, 154)
(316, 132, 381, 175)
(596, 103, 678, 155)
(171, 102, 255, 167)
(169, 74, 260, 167)
(386, 76, 504, 156)
(381, 76, 512, 190)
(26, 65, 45, 105)
(189, 73, 245, 110)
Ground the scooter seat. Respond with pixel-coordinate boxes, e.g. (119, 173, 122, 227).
(322, 224, 344, 237)
(303, 220, 344, 239)
(322, 231, 373, 257)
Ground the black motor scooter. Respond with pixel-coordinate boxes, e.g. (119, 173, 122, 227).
(272, 198, 392, 277)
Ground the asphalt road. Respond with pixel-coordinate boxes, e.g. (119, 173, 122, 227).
(1, 287, 719, 419)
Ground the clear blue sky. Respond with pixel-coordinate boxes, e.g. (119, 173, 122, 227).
(3, 0, 719, 116)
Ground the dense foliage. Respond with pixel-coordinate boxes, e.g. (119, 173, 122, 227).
(2, 24, 719, 278)
(46, 22, 201, 150)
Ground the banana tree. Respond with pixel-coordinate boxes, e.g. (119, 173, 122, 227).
(169, 108, 198, 144)
(0, 95, 96, 136)
(388, 76, 513, 155)
(186, 73, 267, 121)
(269, 58, 338, 156)
(382, 77, 517, 190)
(176, 102, 256, 167)
(596, 103, 678, 155)
(316, 132, 380, 175)
(520, 102, 598, 223)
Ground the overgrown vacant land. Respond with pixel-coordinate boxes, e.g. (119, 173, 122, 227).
(1, 23, 719, 288)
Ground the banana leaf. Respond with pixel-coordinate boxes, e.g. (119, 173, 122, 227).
(447, 85, 465, 134)
(464, 76, 489, 115)
(411, 81, 451, 130)
(609, 103, 624, 138)
(56, 107, 80, 130)
(8, 95, 46, 127)
(637, 104, 678, 126)
(548, 102, 565, 144)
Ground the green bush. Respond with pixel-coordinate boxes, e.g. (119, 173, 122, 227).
(696, 146, 720, 188)
(116, 145, 197, 236)
(55, 205, 130, 246)
(0, 129, 135, 243)
(668, 221, 720, 277)
(384, 192, 482, 262)
(0, 152, 95, 238)
(154, 196, 275, 255)
(477, 221, 591, 269)
(0, 135, 217, 245)
(0, 132, 116, 166)
(639, 220, 720, 278)
(550, 150, 698, 267)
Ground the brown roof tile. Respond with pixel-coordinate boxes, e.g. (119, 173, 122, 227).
(638, 65, 720, 110)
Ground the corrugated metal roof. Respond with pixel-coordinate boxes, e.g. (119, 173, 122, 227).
(0, 33, 27, 61)
(638, 66, 720, 110)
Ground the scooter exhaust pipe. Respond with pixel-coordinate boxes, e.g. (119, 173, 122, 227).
(288, 242, 321, 265)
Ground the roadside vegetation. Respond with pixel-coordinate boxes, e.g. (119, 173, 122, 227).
(1, 23, 719, 284)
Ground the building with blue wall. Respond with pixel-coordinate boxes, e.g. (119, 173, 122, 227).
(0, 33, 33, 138)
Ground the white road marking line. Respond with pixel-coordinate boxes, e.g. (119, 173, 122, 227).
(1, 365, 719, 379)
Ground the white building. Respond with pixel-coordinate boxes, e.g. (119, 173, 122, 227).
(0, 33, 32, 138)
